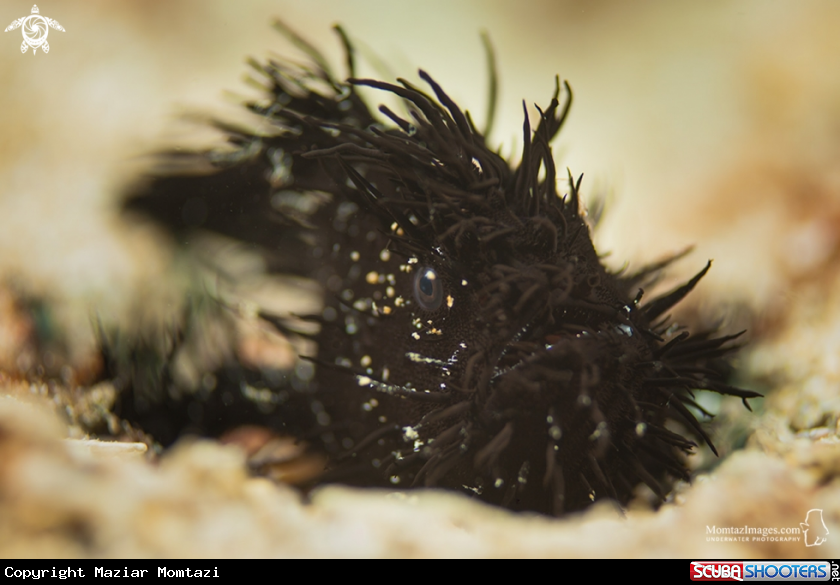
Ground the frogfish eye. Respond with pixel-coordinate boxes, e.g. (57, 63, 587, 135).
(413, 267, 444, 311)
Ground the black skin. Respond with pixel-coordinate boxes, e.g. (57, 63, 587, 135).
(117, 26, 760, 516)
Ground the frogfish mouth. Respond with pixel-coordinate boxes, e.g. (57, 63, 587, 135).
(123, 27, 759, 516)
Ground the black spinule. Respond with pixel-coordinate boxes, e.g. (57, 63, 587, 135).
(125, 25, 759, 515)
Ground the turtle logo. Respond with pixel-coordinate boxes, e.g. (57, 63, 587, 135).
(5, 5, 65, 55)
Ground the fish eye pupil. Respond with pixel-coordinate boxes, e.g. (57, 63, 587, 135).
(414, 267, 443, 310)
(420, 271, 435, 295)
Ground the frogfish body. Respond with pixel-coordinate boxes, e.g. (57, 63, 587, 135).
(123, 27, 758, 515)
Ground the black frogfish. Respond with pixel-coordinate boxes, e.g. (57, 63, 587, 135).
(122, 26, 758, 516)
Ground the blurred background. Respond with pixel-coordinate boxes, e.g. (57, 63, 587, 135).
(2, 0, 840, 367)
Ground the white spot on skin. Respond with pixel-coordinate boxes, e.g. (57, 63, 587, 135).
(353, 299, 370, 311)
(382, 306, 392, 315)
(412, 332, 420, 340)
(446, 295, 454, 308)
(617, 324, 633, 336)
(406, 352, 448, 367)
(361, 397, 379, 412)
(357, 376, 372, 387)
(379, 249, 391, 262)
(517, 462, 530, 485)
(386, 286, 395, 298)
(461, 279, 468, 287)
(589, 421, 609, 441)
(407, 257, 418, 264)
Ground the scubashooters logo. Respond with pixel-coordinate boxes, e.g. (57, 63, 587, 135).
(690, 561, 833, 582)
